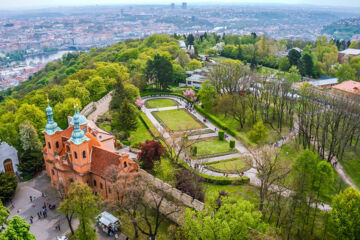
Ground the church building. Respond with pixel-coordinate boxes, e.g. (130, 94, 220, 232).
(42, 103, 139, 199)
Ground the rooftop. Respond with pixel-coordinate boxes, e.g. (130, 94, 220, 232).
(332, 80, 360, 95)
(339, 48, 360, 55)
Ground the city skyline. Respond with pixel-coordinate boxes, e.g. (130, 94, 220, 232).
(1, 0, 360, 10)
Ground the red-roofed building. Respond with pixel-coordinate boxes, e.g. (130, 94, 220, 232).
(332, 80, 360, 98)
(42, 105, 139, 199)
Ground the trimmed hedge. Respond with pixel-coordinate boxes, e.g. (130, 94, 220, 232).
(181, 162, 250, 185)
(230, 139, 235, 149)
(141, 91, 192, 102)
(194, 105, 253, 147)
(218, 131, 224, 140)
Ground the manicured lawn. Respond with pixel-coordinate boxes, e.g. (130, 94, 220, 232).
(193, 138, 233, 156)
(154, 109, 204, 131)
(146, 98, 177, 108)
(208, 157, 247, 171)
(128, 117, 153, 148)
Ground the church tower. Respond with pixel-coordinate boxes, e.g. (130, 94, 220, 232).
(67, 107, 91, 174)
(43, 103, 63, 156)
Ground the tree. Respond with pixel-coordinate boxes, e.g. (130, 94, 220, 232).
(54, 98, 82, 129)
(175, 170, 204, 201)
(177, 50, 190, 68)
(58, 196, 76, 235)
(15, 104, 46, 132)
(251, 147, 289, 211)
(64, 80, 90, 106)
(59, 182, 100, 240)
(0, 173, 17, 204)
(278, 56, 290, 71)
(287, 49, 301, 67)
(300, 54, 314, 77)
(1, 215, 35, 240)
(248, 121, 268, 143)
(183, 197, 267, 240)
(186, 59, 202, 70)
(186, 34, 195, 46)
(329, 188, 360, 240)
(198, 81, 217, 111)
(19, 120, 42, 152)
(336, 63, 356, 82)
(145, 54, 173, 90)
(85, 76, 107, 101)
(124, 83, 140, 103)
(285, 66, 301, 82)
(111, 75, 126, 110)
(138, 140, 165, 170)
(112, 98, 138, 138)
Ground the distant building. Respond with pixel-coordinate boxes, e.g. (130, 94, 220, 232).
(332, 80, 360, 98)
(42, 104, 139, 198)
(0, 142, 19, 174)
(185, 67, 210, 88)
(179, 40, 186, 49)
(182, 2, 187, 9)
(171, 3, 175, 9)
(338, 48, 360, 63)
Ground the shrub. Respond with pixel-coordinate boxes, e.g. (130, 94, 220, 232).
(138, 140, 166, 170)
(218, 131, 225, 141)
(122, 140, 130, 146)
(192, 146, 197, 156)
(0, 172, 17, 203)
(230, 139, 235, 149)
(247, 121, 268, 143)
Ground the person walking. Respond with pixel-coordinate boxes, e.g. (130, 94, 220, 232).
(29, 196, 32, 202)
(29, 216, 33, 224)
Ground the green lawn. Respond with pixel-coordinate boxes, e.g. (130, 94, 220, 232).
(207, 157, 247, 171)
(146, 98, 177, 108)
(154, 109, 204, 131)
(128, 117, 153, 148)
(193, 138, 233, 156)
(340, 148, 360, 189)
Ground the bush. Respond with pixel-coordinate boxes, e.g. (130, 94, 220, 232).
(247, 121, 268, 143)
(122, 140, 131, 146)
(230, 139, 235, 149)
(0, 172, 18, 203)
(192, 146, 197, 156)
(218, 131, 225, 141)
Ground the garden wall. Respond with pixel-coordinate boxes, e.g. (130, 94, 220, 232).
(81, 90, 114, 121)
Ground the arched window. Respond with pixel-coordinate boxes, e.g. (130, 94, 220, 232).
(123, 161, 127, 168)
(83, 151, 86, 158)
(100, 183, 103, 189)
(74, 152, 78, 159)
(93, 180, 97, 187)
(109, 187, 112, 194)
(48, 142, 51, 149)
(66, 146, 70, 153)
(3, 159, 14, 174)
(56, 141, 59, 149)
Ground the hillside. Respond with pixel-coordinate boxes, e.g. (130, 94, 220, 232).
(322, 17, 360, 39)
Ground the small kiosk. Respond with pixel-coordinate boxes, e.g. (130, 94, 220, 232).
(96, 211, 121, 237)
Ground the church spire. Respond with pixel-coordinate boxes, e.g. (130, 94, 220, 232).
(43, 97, 62, 135)
(68, 106, 89, 145)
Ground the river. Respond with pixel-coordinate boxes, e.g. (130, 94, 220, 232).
(23, 50, 73, 66)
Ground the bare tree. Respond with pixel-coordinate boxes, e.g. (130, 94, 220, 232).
(251, 146, 290, 212)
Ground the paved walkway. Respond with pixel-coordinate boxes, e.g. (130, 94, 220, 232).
(141, 95, 332, 211)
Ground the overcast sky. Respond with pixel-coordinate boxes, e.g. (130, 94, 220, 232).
(1, 0, 360, 10)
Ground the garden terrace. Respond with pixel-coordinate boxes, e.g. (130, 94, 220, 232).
(152, 109, 206, 132)
(145, 98, 178, 108)
(204, 157, 251, 174)
(191, 137, 237, 159)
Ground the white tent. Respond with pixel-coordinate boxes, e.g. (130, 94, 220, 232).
(97, 211, 121, 233)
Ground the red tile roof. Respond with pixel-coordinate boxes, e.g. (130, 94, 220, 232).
(333, 80, 360, 95)
(90, 146, 122, 177)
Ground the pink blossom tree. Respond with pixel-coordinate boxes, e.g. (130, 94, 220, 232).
(183, 89, 197, 102)
(135, 99, 145, 108)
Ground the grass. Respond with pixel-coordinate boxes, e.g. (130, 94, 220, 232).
(203, 183, 259, 206)
(193, 138, 232, 156)
(207, 157, 247, 171)
(118, 209, 175, 240)
(128, 117, 153, 148)
(339, 147, 360, 189)
(146, 98, 177, 108)
(154, 109, 204, 131)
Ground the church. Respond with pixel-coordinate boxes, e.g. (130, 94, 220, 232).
(42, 103, 139, 200)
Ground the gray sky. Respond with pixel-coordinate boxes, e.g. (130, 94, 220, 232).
(1, 0, 360, 10)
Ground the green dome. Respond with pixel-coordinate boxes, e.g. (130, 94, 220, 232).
(70, 113, 88, 126)
(43, 104, 62, 135)
(68, 108, 89, 145)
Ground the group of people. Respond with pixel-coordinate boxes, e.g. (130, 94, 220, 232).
(28, 193, 55, 225)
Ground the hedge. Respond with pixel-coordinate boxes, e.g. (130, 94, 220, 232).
(194, 105, 254, 147)
(230, 139, 235, 149)
(141, 91, 192, 102)
(181, 162, 250, 185)
(218, 131, 224, 140)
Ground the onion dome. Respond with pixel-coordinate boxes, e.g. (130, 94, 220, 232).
(43, 103, 62, 135)
(68, 108, 90, 145)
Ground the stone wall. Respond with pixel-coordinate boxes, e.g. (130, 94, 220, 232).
(139, 169, 205, 212)
(80, 90, 114, 121)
